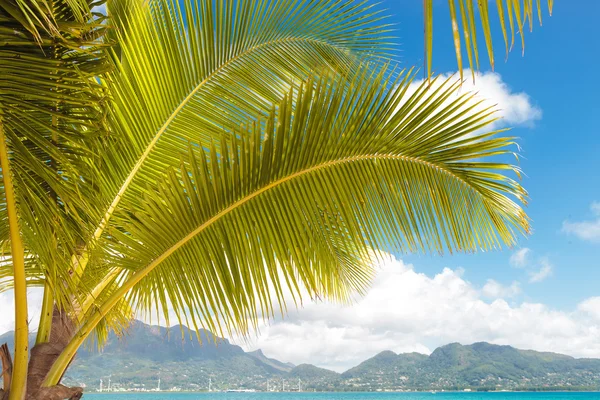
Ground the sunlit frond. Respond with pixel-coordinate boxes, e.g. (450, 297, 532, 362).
(85, 297, 133, 351)
(0, 255, 43, 293)
(75, 263, 133, 350)
(427, 0, 554, 82)
(93, 0, 394, 249)
(90, 65, 529, 342)
(0, 0, 111, 308)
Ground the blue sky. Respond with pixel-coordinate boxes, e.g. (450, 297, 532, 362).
(240, 1, 600, 371)
(391, 1, 600, 310)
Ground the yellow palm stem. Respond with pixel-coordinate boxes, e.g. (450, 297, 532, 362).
(78, 267, 122, 320)
(37, 80, 58, 346)
(0, 119, 29, 400)
(35, 282, 54, 345)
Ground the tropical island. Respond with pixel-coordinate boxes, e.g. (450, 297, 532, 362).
(3, 321, 599, 393)
(3, 0, 596, 399)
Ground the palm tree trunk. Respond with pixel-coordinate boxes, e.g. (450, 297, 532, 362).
(1, 311, 84, 399)
(0, 118, 29, 400)
(1, 343, 13, 399)
(24, 309, 81, 399)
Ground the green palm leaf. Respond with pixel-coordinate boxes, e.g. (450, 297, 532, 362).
(0, 0, 110, 307)
(428, 0, 554, 82)
(92, 0, 394, 250)
(49, 66, 529, 376)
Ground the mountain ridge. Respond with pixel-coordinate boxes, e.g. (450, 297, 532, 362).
(1, 320, 599, 391)
(246, 349, 295, 372)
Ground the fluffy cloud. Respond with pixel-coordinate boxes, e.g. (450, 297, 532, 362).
(481, 279, 521, 299)
(562, 202, 600, 243)
(508, 248, 554, 283)
(528, 258, 553, 283)
(510, 248, 531, 268)
(0, 287, 43, 335)
(578, 297, 600, 321)
(0, 255, 596, 375)
(238, 255, 598, 372)
(403, 69, 542, 132)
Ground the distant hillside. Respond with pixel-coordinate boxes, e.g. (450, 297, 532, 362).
(289, 364, 340, 380)
(0, 321, 286, 391)
(64, 321, 288, 391)
(288, 364, 342, 390)
(342, 350, 427, 380)
(2, 321, 600, 392)
(343, 342, 600, 391)
(247, 349, 294, 373)
(420, 342, 600, 388)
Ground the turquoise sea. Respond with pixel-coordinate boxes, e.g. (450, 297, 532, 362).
(85, 392, 600, 400)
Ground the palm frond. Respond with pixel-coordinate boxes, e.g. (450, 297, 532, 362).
(74, 263, 132, 350)
(0, 0, 111, 309)
(85, 65, 528, 343)
(93, 0, 394, 246)
(0, 254, 43, 293)
(428, 0, 554, 82)
(0, 0, 94, 41)
(85, 296, 132, 351)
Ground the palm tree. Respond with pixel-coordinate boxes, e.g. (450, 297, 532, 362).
(0, 0, 553, 398)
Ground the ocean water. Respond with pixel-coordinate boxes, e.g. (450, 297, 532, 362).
(84, 392, 600, 400)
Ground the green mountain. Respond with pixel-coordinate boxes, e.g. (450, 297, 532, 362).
(1, 321, 600, 392)
(342, 350, 428, 379)
(65, 321, 291, 391)
(419, 342, 600, 389)
(289, 364, 340, 380)
(0, 321, 287, 391)
(288, 364, 342, 390)
(342, 342, 600, 391)
(247, 349, 294, 373)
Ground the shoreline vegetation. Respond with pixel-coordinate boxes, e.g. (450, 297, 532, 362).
(6, 321, 599, 394)
(85, 389, 600, 394)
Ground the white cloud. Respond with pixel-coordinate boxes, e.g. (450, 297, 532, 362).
(237, 255, 597, 372)
(508, 248, 554, 283)
(578, 297, 600, 321)
(528, 258, 553, 283)
(403, 69, 542, 133)
(481, 279, 521, 299)
(0, 287, 43, 335)
(1, 257, 588, 376)
(562, 202, 600, 243)
(509, 248, 531, 268)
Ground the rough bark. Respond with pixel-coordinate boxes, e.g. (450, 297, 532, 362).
(26, 309, 82, 400)
(1, 309, 83, 399)
(1, 343, 12, 400)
